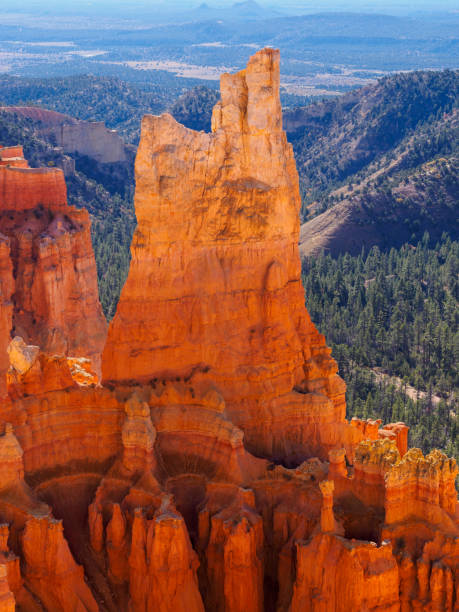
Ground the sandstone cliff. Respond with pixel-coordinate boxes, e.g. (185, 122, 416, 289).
(0, 145, 107, 386)
(1, 108, 128, 165)
(0, 49, 457, 612)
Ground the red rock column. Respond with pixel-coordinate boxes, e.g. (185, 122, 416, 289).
(429, 562, 455, 611)
(436, 452, 458, 515)
(88, 501, 104, 553)
(200, 488, 264, 612)
(0, 424, 24, 489)
(101, 48, 350, 466)
(222, 517, 264, 612)
(0, 234, 13, 398)
(121, 394, 156, 474)
(0, 527, 8, 554)
(0, 523, 21, 604)
(379, 422, 409, 457)
(399, 553, 416, 612)
(328, 448, 346, 479)
(106, 503, 129, 584)
(351, 417, 381, 441)
(0, 566, 14, 612)
(417, 558, 429, 603)
(129, 502, 204, 612)
(22, 517, 98, 611)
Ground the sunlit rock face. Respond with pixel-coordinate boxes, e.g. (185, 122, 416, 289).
(0, 50, 457, 612)
(0, 147, 107, 386)
(102, 48, 355, 464)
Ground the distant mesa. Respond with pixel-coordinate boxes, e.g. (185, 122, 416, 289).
(231, 0, 265, 17)
(1, 106, 129, 165)
(233, 0, 261, 8)
(190, 0, 273, 20)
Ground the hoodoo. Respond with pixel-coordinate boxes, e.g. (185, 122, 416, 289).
(0, 49, 457, 611)
(102, 48, 355, 463)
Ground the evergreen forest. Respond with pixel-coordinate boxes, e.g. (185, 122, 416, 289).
(302, 234, 458, 464)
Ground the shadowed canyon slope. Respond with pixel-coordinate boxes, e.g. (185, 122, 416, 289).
(0, 49, 458, 612)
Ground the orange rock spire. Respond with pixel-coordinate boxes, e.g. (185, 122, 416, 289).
(103, 48, 351, 462)
(0, 49, 457, 611)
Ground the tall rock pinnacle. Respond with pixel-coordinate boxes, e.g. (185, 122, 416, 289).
(102, 48, 346, 461)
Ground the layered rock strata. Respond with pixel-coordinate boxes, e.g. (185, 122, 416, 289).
(0, 49, 457, 612)
(1, 108, 129, 164)
(0, 146, 107, 386)
(0, 146, 28, 169)
(102, 47, 360, 463)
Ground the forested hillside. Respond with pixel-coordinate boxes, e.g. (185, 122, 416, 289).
(286, 69, 458, 206)
(294, 70, 459, 255)
(170, 86, 220, 132)
(0, 74, 195, 144)
(302, 234, 458, 463)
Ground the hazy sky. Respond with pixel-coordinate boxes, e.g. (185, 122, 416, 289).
(5, 0, 459, 13)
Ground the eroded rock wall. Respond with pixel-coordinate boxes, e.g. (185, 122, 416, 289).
(0, 148, 107, 382)
(1, 108, 128, 164)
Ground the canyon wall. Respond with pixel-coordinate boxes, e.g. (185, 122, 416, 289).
(1, 107, 128, 165)
(0, 50, 457, 612)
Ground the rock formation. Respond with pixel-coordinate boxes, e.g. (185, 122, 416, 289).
(1, 108, 129, 165)
(0, 49, 457, 612)
(102, 47, 362, 465)
(0, 145, 107, 386)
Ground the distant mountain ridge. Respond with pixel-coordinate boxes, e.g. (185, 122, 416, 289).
(286, 69, 459, 255)
(177, 0, 282, 22)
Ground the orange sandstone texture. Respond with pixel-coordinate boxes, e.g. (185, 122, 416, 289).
(102, 47, 358, 463)
(0, 236, 13, 397)
(0, 166, 67, 212)
(0, 565, 14, 612)
(0, 145, 28, 168)
(0, 49, 457, 612)
(21, 517, 98, 611)
(0, 148, 107, 383)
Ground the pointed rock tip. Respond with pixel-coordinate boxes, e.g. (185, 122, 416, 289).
(247, 47, 280, 69)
